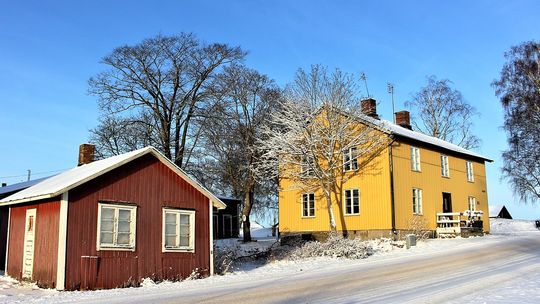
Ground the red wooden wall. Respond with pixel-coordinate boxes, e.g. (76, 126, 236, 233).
(7, 197, 60, 288)
(65, 154, 210, 290)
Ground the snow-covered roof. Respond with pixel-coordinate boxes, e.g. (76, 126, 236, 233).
(489, 205, 504, 217)
(355, 113, 492, 162)
(0, 146, 226, 209)
(0, 176, 51, 196)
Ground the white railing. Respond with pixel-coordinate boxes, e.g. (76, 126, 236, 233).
(436, 212, 462, 235)
(436, 210, 484, 236)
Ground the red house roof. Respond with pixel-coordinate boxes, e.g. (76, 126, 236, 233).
(0, 146, 226, 209)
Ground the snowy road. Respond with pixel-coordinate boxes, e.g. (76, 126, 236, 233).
(165, 235, 540, 303)
(3, 231, 540, 303)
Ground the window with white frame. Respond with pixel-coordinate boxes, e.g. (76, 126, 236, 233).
(410, 146, 421, 171)
(97, 202, 137, 251)
(301, 155, 315, 176)
(412, 188, 423, 215)
(466, 161, 474, 182)
(163, 208, 195, 252)
(468, 196, 477, 211)
(343, 147, 359, 171)
(344, 189, 360, 215)
(302, 193, 315, 217)
(441, 155, 450, 177)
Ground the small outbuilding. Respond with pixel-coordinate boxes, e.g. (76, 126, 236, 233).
(0, 145, 225, 290)
(489, 205, 513, 219)
(213, 197, 241, 239)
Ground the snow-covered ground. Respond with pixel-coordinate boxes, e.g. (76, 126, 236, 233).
(0, 219, 539, 303)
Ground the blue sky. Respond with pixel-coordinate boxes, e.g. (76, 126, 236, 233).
(1, 1, 539, 219)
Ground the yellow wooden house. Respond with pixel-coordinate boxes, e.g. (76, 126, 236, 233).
(278, 99, 492, 239)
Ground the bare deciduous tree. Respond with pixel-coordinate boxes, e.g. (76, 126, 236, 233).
(493, 41, 540, 203)
(192, 64, 281, 241)
(406, 76, 480, 150)
(257, 65, 389, 232)
(88, 33, 245, 167)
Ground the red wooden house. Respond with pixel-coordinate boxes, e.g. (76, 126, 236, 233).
(0, 145, 225, 290)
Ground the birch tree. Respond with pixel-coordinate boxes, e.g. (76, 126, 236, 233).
(257, 65, 389, 232)
(493, 41, 540, 203)
(406, 76, 480, 149)
(88, 33, 245, 167)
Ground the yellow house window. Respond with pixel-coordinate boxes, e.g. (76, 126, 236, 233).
(344, 189, 360, 215)
(468, 196, 477, 211)
(412, 188, 423, 215)
(410, 146, 421, 171)
(466, 161, 474, 182)
(302, 193, 315, 217)
(343, 147, 358, 171)
(441, 155, 450, 177)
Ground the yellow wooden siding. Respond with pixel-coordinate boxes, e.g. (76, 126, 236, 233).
(279, 147, 393, 233)
(391, 142, 490, 232)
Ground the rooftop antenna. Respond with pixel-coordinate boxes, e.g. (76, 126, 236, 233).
(387, 83, 395, 123)
(360, 72, 370, 98)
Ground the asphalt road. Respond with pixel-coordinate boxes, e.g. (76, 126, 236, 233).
(156, 235, 540, 304)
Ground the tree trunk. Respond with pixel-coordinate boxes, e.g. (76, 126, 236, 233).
(324, 190, 337, 232)
(242, 190, 254, 242)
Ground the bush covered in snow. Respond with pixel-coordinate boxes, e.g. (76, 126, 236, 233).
(214, 238, 279, 274)
(278, 235, 403, 260)
(213, 235, 404, 275)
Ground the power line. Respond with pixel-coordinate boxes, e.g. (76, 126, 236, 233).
(0, 168, 69, 180)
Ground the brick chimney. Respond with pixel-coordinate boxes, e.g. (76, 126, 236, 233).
(360, 98, 379, 119)
(78, 144, 95, 166)
(395, 110, 412, 130)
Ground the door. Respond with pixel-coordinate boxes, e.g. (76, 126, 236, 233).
(442, 193, 452, 213)
(22, 209, 36, 280)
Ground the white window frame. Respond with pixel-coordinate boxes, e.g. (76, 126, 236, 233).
(343, 147, 359, 171)
(96, 202, 137, 251)
(413, 188, 423, 215)
(162, 208, 196, 253)
(466, 161, 474, 182)
(302, 193, 315, 217)
(410, 146, 421, 172)
(468, 196, 477, 211)
(344, 189, 360, 215)
(441, 155, 450, 177)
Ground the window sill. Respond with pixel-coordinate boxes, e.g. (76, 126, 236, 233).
(97, 246, 136, 252)
(301, 216, 316, 219)
(467, 180, 475, 183)
(413, 213, 423, 216)
(344, 213, 360, 216)
(411, 169, 421, 173)
(442, 176, 450, 179)
(162, 248, 195, 253)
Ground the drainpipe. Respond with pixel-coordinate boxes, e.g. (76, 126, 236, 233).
(388, 137, 397, 239)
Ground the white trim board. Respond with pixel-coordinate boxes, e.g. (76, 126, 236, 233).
(56, 192, 68, 290)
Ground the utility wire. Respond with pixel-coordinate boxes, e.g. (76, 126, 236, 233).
(0, 168, 69, 179)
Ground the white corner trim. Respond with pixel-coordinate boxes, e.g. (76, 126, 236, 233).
(209, 199, 214, 276)
(4, 208, 11, 274)
(56, 192, 69, 290)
